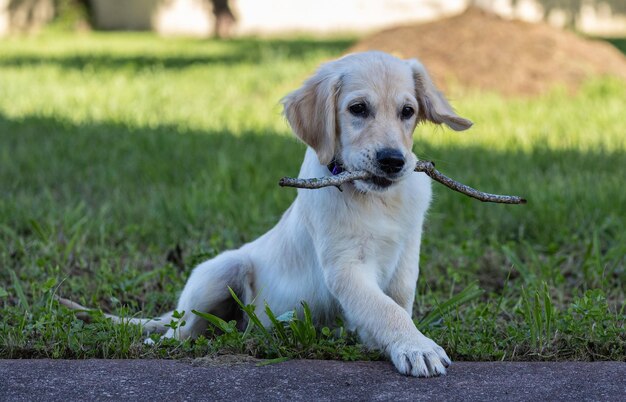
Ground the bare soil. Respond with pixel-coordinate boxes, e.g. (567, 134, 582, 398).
(350, 8, 626, 96)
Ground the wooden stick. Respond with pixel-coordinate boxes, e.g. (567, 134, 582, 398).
(279, 160, 527, 205)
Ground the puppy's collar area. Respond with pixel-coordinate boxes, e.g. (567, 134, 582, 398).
(327, 158, 344, 176)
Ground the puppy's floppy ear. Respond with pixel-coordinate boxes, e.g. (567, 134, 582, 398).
(282, 66, 342, 166)
(407, 59, 472, 131)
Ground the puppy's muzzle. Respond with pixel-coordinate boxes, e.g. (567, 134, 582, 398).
(376, 148, 405, 175)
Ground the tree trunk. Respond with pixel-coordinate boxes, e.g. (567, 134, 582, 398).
(5, 0, 55, 33)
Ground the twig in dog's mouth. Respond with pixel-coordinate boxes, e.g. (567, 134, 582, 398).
(279, 160, 527, 205)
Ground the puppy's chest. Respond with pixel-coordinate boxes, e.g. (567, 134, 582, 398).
(354, 194, 418, 239)
(347, 198, 417, 275)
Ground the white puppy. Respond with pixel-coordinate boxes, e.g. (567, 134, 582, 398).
(60, 51, 472, 377)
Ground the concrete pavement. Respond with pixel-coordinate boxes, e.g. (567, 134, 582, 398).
(1, 359, 624, 401)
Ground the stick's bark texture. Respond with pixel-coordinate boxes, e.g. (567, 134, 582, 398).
(278, 160, 527, 205)
(278, 171, 370, 189)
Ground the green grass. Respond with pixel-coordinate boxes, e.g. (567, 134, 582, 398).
(1, 33, 624, 362)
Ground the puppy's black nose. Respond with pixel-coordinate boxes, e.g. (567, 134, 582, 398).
(376, 148, 405, 174)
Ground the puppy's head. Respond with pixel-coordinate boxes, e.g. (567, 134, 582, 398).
(283, 51, 472, 192)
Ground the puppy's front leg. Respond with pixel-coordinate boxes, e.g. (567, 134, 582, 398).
(325, 266, 450, 377)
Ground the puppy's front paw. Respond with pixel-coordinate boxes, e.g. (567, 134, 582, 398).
(390, 337, 451, 377)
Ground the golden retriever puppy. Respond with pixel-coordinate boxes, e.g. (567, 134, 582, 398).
(60, 51, 472, 377)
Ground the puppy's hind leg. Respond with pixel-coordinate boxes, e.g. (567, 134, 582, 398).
(164, 249, 252, 340)
(57, 250, 253, 340)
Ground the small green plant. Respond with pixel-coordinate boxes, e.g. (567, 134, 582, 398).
(560, 289, 625, 359)
(164, 310, 187, 338)
(519, 282, 555, 353)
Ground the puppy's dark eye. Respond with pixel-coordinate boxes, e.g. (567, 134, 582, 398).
(401, 105, 415, 119)
(349, 103, 368, 117)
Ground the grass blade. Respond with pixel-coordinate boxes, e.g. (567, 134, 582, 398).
(9, 270, 30, 311)
(29, 219, 49, 242)
(227, 287, 271, 340)
(543, 282, 553, 343)
(265, 303, 288, 342)
(521, 287, 535, 348)
(191, 309, 233, 333)
(417, 281, 483, 330)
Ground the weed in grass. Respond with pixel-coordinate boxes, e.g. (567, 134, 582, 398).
(519, 283, 555, 353)
(164, 310, 187, 338)
(190, 289, 379, 362)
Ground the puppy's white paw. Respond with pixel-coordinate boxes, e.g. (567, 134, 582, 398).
(390, 337, 451, 377)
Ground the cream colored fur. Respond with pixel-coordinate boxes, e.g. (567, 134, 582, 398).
(59, 51, 472, 377)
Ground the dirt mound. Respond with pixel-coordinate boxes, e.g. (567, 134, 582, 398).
(350, 8, 626, 96)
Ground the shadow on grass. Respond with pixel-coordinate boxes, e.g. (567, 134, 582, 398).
(0, 112, 304, 247)
(0, 38, 355, 71)
(2, 109, 624, 245)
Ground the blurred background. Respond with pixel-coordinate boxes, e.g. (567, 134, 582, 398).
(2, 0, 626, 37)
(0, 1, 624, 360)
